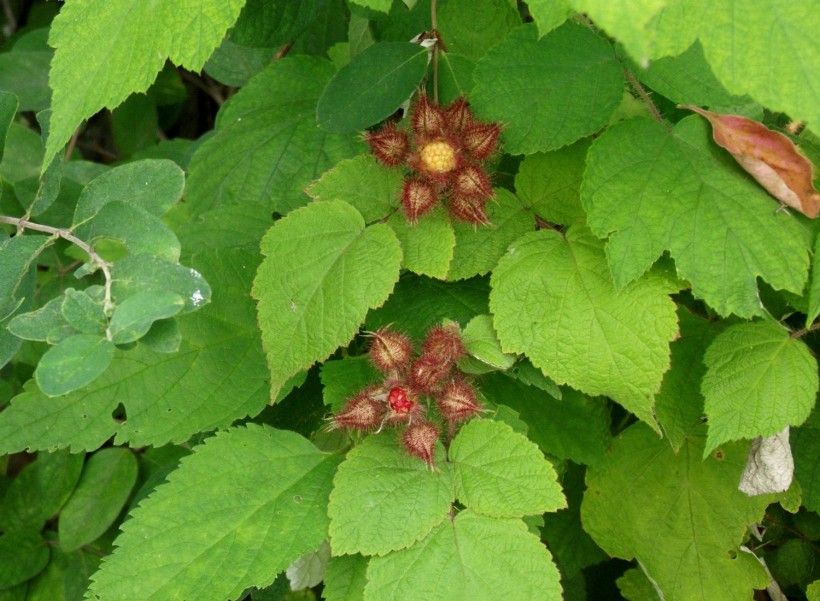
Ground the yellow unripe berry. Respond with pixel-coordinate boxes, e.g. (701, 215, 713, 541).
(419, 140, 457, 174)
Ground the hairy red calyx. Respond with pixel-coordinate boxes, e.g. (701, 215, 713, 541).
(436, 378, 481, 424)
(364, 93, 501, 225)
(332, 388, 384, 431)
(422, 325, 466, 366)
(402, 421, 440, 466)
(369, 328, 413, 374)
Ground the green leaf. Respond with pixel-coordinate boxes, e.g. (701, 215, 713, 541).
(793, 420, 820, 513)
(526, 0, 571, 36)
(204, 40, 274, 87)
(0, 450, 84, 532)
(0, 31, 51, 112)
(490, 227, 678, 427)
(809, 581, 820, 601)
(366, 274, 489, 341)
(471, 23, 623, 154)
(317, 42, 428, 133)
(654, 309, 724, 451)
(631, 41, 748, 110)
(230, 0, 324, 48)
(86, 425, 341, 601)
(58, 448, 138, 552)
(460, 314, 515, 371)
(581, 424, 772, 601)
(320, 356, 381, 412)
(60, 289, 106, 335)
(450, 419, 565, 517)
(514, 139, 589, 226)
(478, 373, 610, 465)
(0, 90, 18, 159)
(72, 159, 185, 225)
(0, 530, 49, 588)
(308, 154, 403, 223)
(0, 234, 49, 319)
(365, 510, 562, 601)
(253, 200, 402, 401)
(617, 568, 660, 601)
(581, 116, 810, 317)
(328, 435, 453, 556)
(350, 0, 391, 12)
(34, 334, 115, 397)
(187, 56, 362, 217)
(807, 234, 820, 326)
(44, 0, 246, 167)
(701, 321, 818, 455)
(388, 206, 456, 279)
(324, 555, 367, 601)
(111, 255, 210, 315)
(438, 0, 521, 61)
(6, 296, 67, 342)
(447, 188, 533, 281)
(109, 291, 185, 345)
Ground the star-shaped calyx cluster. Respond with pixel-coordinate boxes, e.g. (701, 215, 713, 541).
(330, 324, 482, 466)
(365, 94, 502, 225)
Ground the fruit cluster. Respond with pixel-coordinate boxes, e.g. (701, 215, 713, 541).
(331, 324, 482, 465)
(365, 94, 501, 225)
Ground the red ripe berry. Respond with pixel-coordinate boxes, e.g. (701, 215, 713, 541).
(462, 122, 501, 161)
(409, 355, 451, 393)
(448, 193, 490, 225)
(444, 97, 473, 132)
(452, 164, 493, 200)
(366, 123, 410, 166)
(332, 388, 384, 431)
(388, 386, 415, 413)
(402, 420, 440, 466)
(401, 178, 438, 223)
(435, 378, 481, 424)
(369, 328, 412, 373)
(422, 324, 466, 366)
(412, 94, 447, 136)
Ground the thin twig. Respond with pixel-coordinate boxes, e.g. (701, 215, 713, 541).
(791, 321, 820, 339)
(179, 71, 225, 106)
(65, 128, 81, 160)
(430, 0, 439, 104)
(623, 68, 666, 127)
(0, 215, 115, 337)
(275, 41, 294, 60)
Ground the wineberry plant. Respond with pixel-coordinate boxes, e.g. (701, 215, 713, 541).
(0, 1, 818, 600)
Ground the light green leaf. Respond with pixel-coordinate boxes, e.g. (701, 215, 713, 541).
(701, 321, 818, 456)
(72, 159, 185, 225)
(526, 0, 571, 36)
(111, 255, 210, 315)
(617, 568, 660, 601)
(0, 450, 84, 532)
(388, 206, 456, 279)
(490, 227, 678, 427)
(809, 581, 820, 601)
(109, 291, 185, 345)
(460, 314, 515, 371)
(324, 555, 367, 601)
(320, 356, 381, 412)
(581, 116, 810, 317)
(471, 23, 623, 154)
(86, 425, 341, 601)
(581, 424, 772, 601)
(286, 541, 330, 591)
(58, 448, 138, 552)
(60, 289, 106, 335)
(631, 41, 748, 110)
(438, 0, 521, 61)
(308, 154, 403, 223)
(45, 0, 246, 167)
(807, 234, 820, 326)
(450, 419, 565, 517)
(0, 530, 49, 588)
(365, 510, 562, 601)
(479, 373, 610, 465)
(34, 334, 115, 397)
(350, 0, 391, 12)
(654, 309, 724, 451)
(447, 188, 533, 281)
(0, 234, 49, 319)
(328, 435, 453, 556)
(253, 200, 402, 401)
(507, 361, 562, 399)
(6, 296, 67, 342)
(317, 42, 428, 133)
(515, 139, 589, 226)
(366, 274, 489, 341)
(187, 56, 362, 217)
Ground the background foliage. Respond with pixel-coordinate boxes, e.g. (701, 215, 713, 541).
(0, 1, 818, 600)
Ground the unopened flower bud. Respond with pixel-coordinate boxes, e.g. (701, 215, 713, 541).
(402, 420, 440, 466)
(409, 355, 451, 394)
(332, 387, 384, 431)
(369, 328, 412, 373)
(421, 325, 466, 366)
(435, 378, 481, 424)
(366, 123, 410, 166)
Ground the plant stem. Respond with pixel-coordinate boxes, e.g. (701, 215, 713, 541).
(0, 215, 115, 330)
(431, 0, 439, 104)
(623, 68, 666, 126)
(791, 321, 820, 339)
